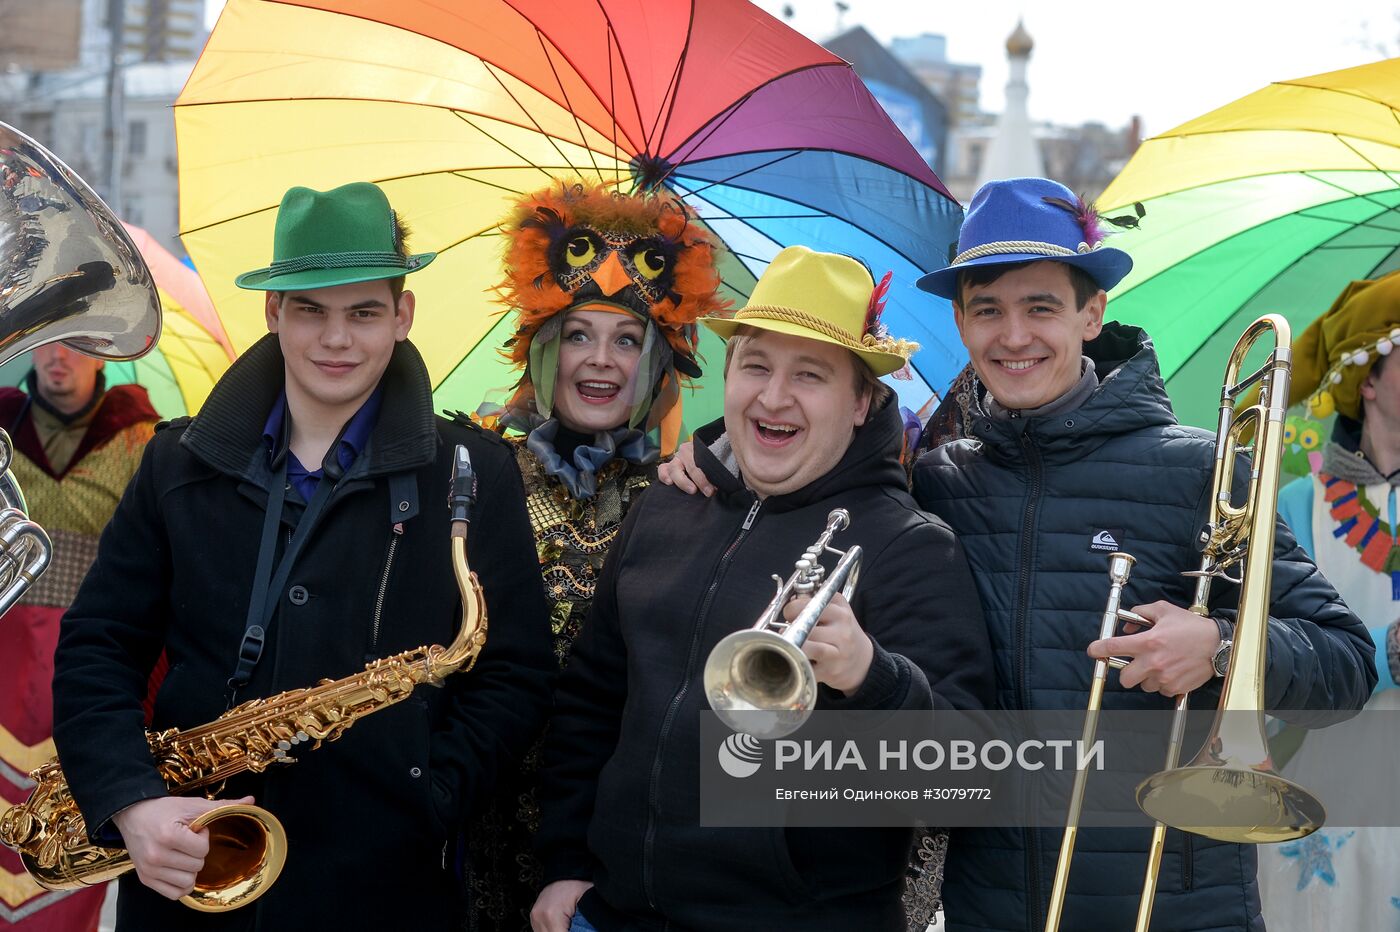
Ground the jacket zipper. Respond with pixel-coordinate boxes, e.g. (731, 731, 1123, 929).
(1014, 432, 1047, 932)
(1181, 832, 1194, 891)
(369, 524, 403, 654)
(642, 497, 762, 909)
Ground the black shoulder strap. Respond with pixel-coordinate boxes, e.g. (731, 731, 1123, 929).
(227, 461, 337, 701)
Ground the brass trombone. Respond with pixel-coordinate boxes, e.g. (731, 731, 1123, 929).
(1045, 315, 1324, 932)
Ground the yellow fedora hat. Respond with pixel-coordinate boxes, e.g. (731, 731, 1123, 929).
(702, 245, 917, 377)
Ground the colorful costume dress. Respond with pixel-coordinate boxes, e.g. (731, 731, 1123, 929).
(1257, 419, 1400, 932)
(467, 425, 654, 931)
(464, 181, 725, 931)
(0, 381, 157, 931)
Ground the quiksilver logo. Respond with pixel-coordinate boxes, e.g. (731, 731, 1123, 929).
(1089, 529, 1124, 553)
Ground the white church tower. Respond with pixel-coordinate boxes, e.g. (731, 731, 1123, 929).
(975, 19, 1045, 187)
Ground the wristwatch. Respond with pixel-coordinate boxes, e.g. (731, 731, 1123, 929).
(1211, 617, 1234, 678)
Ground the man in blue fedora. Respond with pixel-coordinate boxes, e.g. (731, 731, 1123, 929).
(50, 182, 554, 930)
(913, 177, 1375, 931)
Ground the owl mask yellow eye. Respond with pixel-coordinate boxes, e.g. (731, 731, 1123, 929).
(631, 243, 670, 281)
(565, 234, 599, 269)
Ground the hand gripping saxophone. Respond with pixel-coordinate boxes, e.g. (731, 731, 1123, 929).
(0, 445, 489, 912)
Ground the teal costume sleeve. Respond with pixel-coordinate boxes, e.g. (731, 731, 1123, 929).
(1279, 475, 1395, 692)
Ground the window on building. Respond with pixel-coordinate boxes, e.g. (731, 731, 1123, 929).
(127, 121, 147, 158)
(968, 142, 984, 179)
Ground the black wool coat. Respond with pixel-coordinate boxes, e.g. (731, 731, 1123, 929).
(914, 323, 1376, 932)
(536, 395, 994, 932)
(52, 336, 554, 931)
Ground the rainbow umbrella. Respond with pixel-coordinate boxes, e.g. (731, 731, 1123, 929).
(1097, 57, 1400, 428)
(174, 0, 963, 428)
(0, 224, 234, 417)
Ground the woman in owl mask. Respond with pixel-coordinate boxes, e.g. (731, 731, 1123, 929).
(467, 182, 727, 932)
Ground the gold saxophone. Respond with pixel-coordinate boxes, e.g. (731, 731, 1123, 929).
(0, 445, 488, 912)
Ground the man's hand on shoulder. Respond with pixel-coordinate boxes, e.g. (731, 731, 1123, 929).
(111, 794, 254, 900)
(1087, 601, 1219, 697)
(657, 441, 715, 497)
(790, 593, 874, 696)
(531, 878, 594, 932)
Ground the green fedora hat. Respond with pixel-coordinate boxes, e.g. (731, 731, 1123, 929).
(235, 182, 435, 291)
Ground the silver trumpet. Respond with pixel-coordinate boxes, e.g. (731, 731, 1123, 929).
(0, 120, 161, 616)
(704, 508, 862, 739)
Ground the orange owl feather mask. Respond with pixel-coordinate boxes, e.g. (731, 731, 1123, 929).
(492, 182, 730, 450)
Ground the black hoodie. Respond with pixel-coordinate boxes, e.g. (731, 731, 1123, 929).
(536, 394, 992, 931)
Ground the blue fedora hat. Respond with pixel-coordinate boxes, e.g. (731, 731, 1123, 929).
(917, 177, 1133, 300)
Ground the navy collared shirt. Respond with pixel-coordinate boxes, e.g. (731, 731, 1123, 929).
(262, 387, 383, 501)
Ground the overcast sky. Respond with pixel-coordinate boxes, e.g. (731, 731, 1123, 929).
(204, 0, 1396, 137)
(751, 0, 1395, 135)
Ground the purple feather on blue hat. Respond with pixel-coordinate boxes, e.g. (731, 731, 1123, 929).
(916, 177, 1137, 300)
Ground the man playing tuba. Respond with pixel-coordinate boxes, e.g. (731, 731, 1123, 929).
(48, 183, 555, 930)
(531, 246, 993, 932)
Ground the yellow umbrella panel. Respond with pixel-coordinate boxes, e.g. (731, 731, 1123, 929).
(1096, 58, 1400, 428)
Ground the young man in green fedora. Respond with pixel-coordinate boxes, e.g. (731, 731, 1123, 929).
(50, 182, 555, 931)
(531, 245, 992, 932)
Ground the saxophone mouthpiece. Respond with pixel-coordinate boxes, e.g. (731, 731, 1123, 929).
(450, 445, 477, 526)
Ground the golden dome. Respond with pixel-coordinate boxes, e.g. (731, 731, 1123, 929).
(1006, 19, 1033, 57)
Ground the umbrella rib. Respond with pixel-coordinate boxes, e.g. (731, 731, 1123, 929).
(675, 150, 802, 199)
(718, 280, 752, 301)
(1273, 79, 1398, 117)
(429, 220, 512, 258)
(584, 0, 652, 165)
(656, 93, 753, 188)
(662, 63, 850, 166)
(1332, 135, 1400, 193)
(450, 110, 572, 181)
(1363, 246, 1400, 280)
(1114, 170, 1400, 300)
(531, 26, 605, 180)
(446, 172, 536, 199)
(694, 213, 826, 220)
(478, 59, 599, 176)
(670, 149, 958, 268)
(179, 165, 594, 238)
(607, 22, 620, 190)
(176, 94, 629, 164)
(1293, 168, 1400, 231)
(1111, 127, 1400, 207)
(646, 1, 696, 164)
(677, 174, 939, 271)
(428, 313, 518, 396)
(1131, 199, 1399, 383)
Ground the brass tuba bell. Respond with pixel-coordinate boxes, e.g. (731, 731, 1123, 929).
(0, 119, 161, 614)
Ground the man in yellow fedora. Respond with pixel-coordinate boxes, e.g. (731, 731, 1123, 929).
(530, 245, 993, 932)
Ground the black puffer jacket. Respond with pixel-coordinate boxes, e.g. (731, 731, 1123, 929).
(53, 336, 554, 931)
(537, 395, 993, 932)
(913, 324, 1375, 932)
